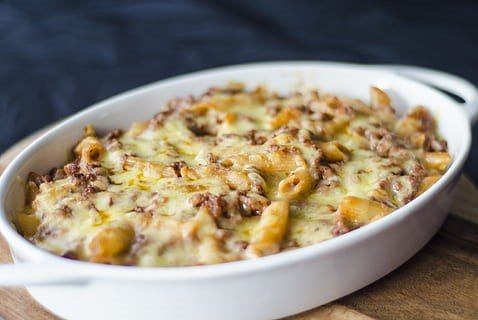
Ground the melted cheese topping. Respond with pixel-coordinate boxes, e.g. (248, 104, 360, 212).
(18, 83, 451, 267)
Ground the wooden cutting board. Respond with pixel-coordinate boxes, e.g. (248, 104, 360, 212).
(0, 130, 477, 320)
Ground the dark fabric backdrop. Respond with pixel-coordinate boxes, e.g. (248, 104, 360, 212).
(1, 0, 477, 179)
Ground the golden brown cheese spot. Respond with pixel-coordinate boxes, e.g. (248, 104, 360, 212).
(20, 83, 450, 267)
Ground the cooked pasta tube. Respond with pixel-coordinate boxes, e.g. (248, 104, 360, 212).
(247, 200, 289, 257)
(338, 196, 392, 230)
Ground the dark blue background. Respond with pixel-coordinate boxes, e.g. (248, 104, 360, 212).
(1, 0, 477, 180)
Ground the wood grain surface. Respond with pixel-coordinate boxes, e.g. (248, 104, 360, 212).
(0, 130, 477, 320)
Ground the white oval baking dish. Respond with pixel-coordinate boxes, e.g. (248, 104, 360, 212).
(0, 62, 476, 320)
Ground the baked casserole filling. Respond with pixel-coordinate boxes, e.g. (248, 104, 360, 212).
(17, 83, 451, 266)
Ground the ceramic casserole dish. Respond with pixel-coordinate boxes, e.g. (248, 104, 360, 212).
(0, 62, 477, 320)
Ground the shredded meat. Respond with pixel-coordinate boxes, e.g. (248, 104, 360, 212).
(274, 126, 299, 137)
(54, 206, 72, 217)
(169, 161, 187, 177)
(424, 136, 448, 152)
(151, 96, 196, 126)
(407, 161, 426, 177)
(377, 174, 422, 206)
(153, 109, 175, 125)
(316, 165, 340, 190)
(247, 130, 267, 145)
(190, 191, 269, 220)
(27, 172, 51, 186)
(266, 143, 300, 155)
(238, 193, 270, 216)
(63, 159, 109, 197)
(63, 159, 80, 176)
(391, 175, 421, 204)
(82, 184, 98, 196)
(310, 150, 324, 180)
(185, 118, 214, 137)
(190, 193, 226, 219)
(365, 128, 397, 157)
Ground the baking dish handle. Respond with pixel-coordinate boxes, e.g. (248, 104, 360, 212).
(0, 262, 88, 286)
(375, 64, 478, 125)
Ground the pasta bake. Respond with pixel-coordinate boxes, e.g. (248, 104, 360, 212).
(16, 83, 451, 266)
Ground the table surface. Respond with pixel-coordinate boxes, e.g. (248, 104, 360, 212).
(0, 131, 477, 320)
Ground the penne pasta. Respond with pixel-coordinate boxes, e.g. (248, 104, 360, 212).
(423, 152, 452, 171)
(16, 212, 40, 238)
(319, 141, 349, 162)
(277, 168, 313, 200)
(123, 156, 177, 178)
(74, 136, 105, 163)
(370, 86, 391, 109)
(87, 222, 134, 263)
(193, 207, 228, 264)
(270, 107, 301, 129)
(417, 175, 440, 195)
(338, 196, 392, 230)
(247, 200, 289, 257)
